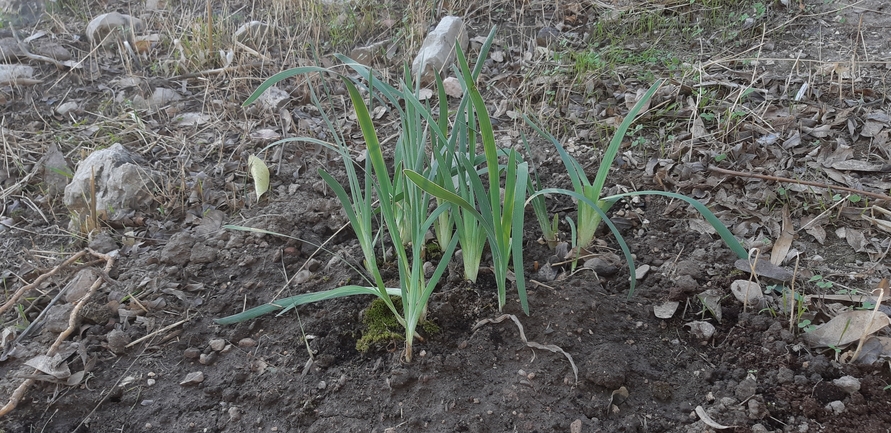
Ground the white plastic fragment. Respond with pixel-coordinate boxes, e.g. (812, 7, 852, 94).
(694, 405, 735, 429)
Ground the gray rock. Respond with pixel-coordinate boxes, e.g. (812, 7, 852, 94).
(63, 143, 157, 229)
(209, 339, 226, 352)
(86, 12, 143, 46)
(411, 16, 468, 83)
(675, 260, 702, 279)
(40, 143, 70, 197)
(106, 329, 131, 354)
(734, 378, 757, 400)
(189, 243, 218, 264)
(350, 40, 389, 66)
(180, 371, 204, 385)
(674, 274, 699, 291)
(747, 398, 769, 419)
(253, 85, 289, 112)
(535, 262, 557, 282)
(776, 367, 794, 384)
(0, 38, 24, 61)
(583, 257, 618, 277)
(63, 268, 100, 303)
(42, 303, 75, 333)
(832, 375, 860, 394)
(161, 232, 195, 265)
(88, 231, 118, 253)
(536, 27, 560, 47)
(825, 400, 845, 415)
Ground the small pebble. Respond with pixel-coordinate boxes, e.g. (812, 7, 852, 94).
(209, 339, 226, 352)
(199, 352, 217, 365)
(238, 338, 257, 348)
(228, 406, 242, 422)
(180, 371, 204, 385)
(833, 376, 860, 394)
(183, 347, 201, 359)
(826, 400, 845, 414)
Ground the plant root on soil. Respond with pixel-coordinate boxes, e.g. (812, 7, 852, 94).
(0, 248, 117, 418)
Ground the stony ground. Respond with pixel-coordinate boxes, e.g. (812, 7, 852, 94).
(1, 0, 891, 432)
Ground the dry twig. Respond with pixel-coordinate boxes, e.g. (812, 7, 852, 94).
(709, 166, 891, 202)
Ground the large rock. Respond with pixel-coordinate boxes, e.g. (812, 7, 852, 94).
(63, 143, 157, 230)
(411, 16, 468, 83)
(86, 12, 144, 46)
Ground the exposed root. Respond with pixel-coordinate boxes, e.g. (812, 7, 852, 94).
(0, 248, 116, 418)
(472, 314, 578, 384)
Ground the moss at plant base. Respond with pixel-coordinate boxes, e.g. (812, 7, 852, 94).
(356, 297, 404, 353)
(355, 296, 440, 353)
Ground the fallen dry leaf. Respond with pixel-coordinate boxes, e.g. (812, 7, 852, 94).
(802, 310, 890, 348)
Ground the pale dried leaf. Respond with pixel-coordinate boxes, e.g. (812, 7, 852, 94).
(831, 160, 889, 172)
(771, 206, 793, 266)
(803, 310, 890, 348)
(688, 218, 716, 235)
(801, 216, 826, 244)
(855, 336, 891, 364)
(697, 290, 722, 322)
(691, 116, 707, 139)
(248, 155, 269, 201)
(25, 354, 70, 379)
(860, 120, 885, 137)
(845, 228, 868, 252)
(654, 301, 679, 319)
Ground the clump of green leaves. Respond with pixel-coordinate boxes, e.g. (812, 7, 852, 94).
(526, 80, 748, 295)
(406, 28, 530, 313)
(216, 30, 526, 360)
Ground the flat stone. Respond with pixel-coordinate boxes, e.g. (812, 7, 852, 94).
(161, 232, 195, 265)
(583, 257, 618, 277)
(87, 12, 143, 46)
(189, 243, 218, 264)
(411, 16, 468, 83)
(832, 376, 860, 394)
(180, 371, 204, 385)
(106, 329, 131, 354)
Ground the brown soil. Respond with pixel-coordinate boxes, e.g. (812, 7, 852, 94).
(1, 1, 890, 432)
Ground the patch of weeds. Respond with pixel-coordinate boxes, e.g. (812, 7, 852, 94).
(569, 46, 678, 79)
(797, 319, 816, 333)
(809, 275, 834, 290)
